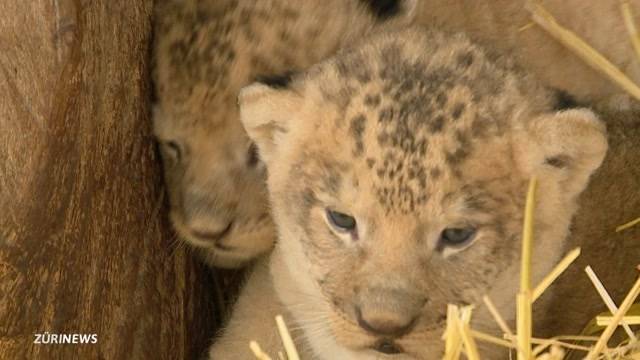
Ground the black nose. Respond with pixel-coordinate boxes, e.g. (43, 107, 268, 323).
(355, 306, 418, 337)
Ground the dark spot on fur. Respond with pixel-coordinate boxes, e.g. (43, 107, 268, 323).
(350, 114, 367, 156)
(430, 167, 441, 179)
(435, 93, 447, 106)
(416, 167, 427, 188)
(335, 53, 372, 84)
(445, 147, 469, 166)
(367, 158, 376, 168)
(361, 0, 402, 20)
(301, 189, 317, 209)
(471, 115, 490, 137)
(464, 194, 489, 212)
(451, 102, 466, 120)
(378, 106, 395, 123)
(278, 29, 291, 42)
(364, 93, 382, 108)
(291, 187, 319, 236)
(552, 89, 579, 110)
(455, 129, 469, 147)
(456, 52, 474, 69)
(350, 115, 367, 137)
(226, 48, 236, 62)
(429, 115, 445, 133)
(318, 162, 344, 196)
(254, 71, 295, 89)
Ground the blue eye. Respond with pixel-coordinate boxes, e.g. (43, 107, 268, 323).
(326, 209, 357, 232)
(439, 227, 476, 248)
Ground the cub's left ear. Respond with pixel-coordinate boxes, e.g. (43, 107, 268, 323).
(238, 82, 302, 165)
(515, 109, 608, 198)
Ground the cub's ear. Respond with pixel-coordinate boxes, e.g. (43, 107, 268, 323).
(238, 82, 302, 164)
(515, 109, 608, 198)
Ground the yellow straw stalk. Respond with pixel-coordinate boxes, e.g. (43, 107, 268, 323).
(526, 0, 640, 101)
(276, 315, 300, 360)
(621, 0, 640, 63)
(517, 178, 538, 360)
(616, 217, 640, 232)
(585, 274, 640, 360)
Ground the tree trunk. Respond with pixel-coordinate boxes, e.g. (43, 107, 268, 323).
(0, 0, 218, 358)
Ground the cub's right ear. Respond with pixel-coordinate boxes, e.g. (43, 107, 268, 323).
(514, 108, 608, 200)
(238, 82, 302, 165)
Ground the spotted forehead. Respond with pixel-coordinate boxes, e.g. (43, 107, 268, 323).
(305, 30, 539, 214)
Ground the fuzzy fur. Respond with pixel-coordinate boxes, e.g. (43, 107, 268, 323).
(211, 27, 640, 359)
(151, 0, 640, 268)
(151, 0, 416, 267)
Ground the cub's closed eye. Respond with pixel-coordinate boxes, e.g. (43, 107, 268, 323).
(439, 227, 476, 249)
(163, 140, 182, 161)
(326, 209, 357, 232)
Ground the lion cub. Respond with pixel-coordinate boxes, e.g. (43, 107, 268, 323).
(210, 27, 640, 359)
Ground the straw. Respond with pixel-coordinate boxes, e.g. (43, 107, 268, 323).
(532, 248, 581, 302)
(526, 0, 640, 101)
(471, 330, 516, 349)
(585, 266, 637, 341)
(621, 0, 640, 62)
(517, 177, 538, 360)
(505, 334, 592, 354)
(276, 315, 300, 360)
(616, 217, 640, 232)
(596, 315, 640, 326)
(444, 305, 465, 360)
(483, 295, 515, 337)
(585, 273, 640, 360)
(520, 178, 538, 292)
(250, 341, 274, 360)
(458, 308, 482, 360)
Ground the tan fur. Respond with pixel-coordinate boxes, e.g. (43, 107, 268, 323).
(415, 0, 640, 107)
(152, 0, 640, 268)
(151, 0, 416, 267)
(211, 27, 640, 359)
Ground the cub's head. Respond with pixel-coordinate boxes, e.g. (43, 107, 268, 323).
(239, 28, 607, 357)
(153, 105, 274, 268)
(152, 48, 275, 269)
(151, 1, 277, 268)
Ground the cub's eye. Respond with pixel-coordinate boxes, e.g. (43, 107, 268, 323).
(163, 140, 182, 162)
(326, 209, 357, 232)
(247, 142, 260, 167)
(439, 227, 476, 248)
